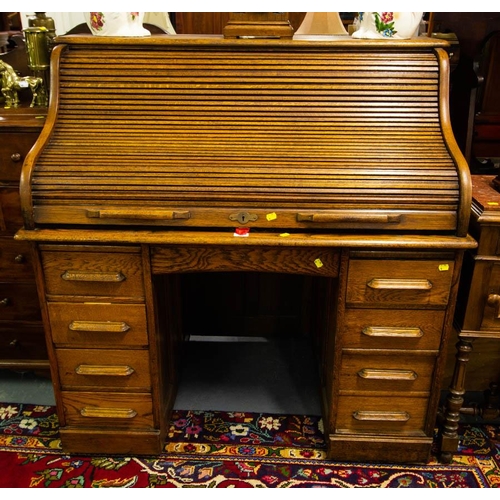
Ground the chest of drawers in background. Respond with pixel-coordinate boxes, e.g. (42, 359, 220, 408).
(0, 107, 48, 372)
(439, 175, 500, 461)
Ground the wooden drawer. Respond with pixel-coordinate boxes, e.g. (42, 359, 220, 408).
(56, 349, 151, 391)
(48, 302, 149, 347)
(61, 391, 154, 429)
(41, 247, 144, 299)
(0, 237, 36, 280)
(480, 262, 500, 332)
(0, 322, 47, 360)
(339, 352, 435, 393)
(342, 309, 445, 350)
(335, 395, 428, 434)
(0, 188, 23, 235)
(0, 132, 39, 183)
(0, 282, 41, 320)
(346, 259, 454, 308)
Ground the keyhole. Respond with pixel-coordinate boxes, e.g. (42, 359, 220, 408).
(241, 214, 246, 223)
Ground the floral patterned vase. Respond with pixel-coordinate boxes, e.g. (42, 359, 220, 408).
(85, 12, 151, 37)
(352, 12, 423, 39)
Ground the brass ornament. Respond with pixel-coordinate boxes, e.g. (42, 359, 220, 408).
(0, 60, 44, 108)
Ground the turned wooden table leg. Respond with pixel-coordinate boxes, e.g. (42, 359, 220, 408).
(438, 337, 474, 463)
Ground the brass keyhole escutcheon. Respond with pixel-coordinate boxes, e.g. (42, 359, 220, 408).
(229, 212, 258, 224)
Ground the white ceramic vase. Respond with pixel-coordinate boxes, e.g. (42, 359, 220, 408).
(86, 12, 151, 37)
(352, 12, 423, 40)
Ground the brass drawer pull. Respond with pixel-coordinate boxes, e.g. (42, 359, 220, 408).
(362, 326, 424, 338)
(14, 254, 25, 263)
(76, 364, 135, 377)
(10, 152, 22, 162)
(487, 294, 500, 319)
(297, 213, 401, 224)
(86, 209, 191, 220)
(352, 410, 410, 422)
(0, 298, 10, 306)
(80, 407, 137, 419)
(61, 270, 126, 282)
(357, 368, 417, 381)
(69, 320, 131, 333)
(367, 278, 432, 290)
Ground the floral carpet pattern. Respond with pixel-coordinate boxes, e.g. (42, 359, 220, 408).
(0, 402, 499, 488)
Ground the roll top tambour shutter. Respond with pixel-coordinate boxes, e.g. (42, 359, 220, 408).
(27, 38, 463, 232)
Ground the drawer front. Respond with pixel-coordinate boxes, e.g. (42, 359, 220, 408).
(480, 262, 500, 332)
(339, 353, 435, 393)
(0, 132, 39, 183)
(0, 323, 47, 360)
(48, 302, 149, 347)
(56, 349, 151, 391)
(0, 237, 36, 280)
(0, 188, 23, 235)
(61, 391, 154, 429)
(335, 395, 428, 434)
(346, 259, 454, 307)
(0, 282, 41, 320)
(41, 249, 144, 299)
(342, 309, 445, 350)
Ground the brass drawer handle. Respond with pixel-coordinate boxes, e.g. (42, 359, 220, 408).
(69, 320, 131, 333)
(75, 364, 135, 377)
(352, 410, 410, 422)
(357, 368, 417, 381)
(10, 153, 22, 162)
(0, 298, 10, 306)
(297, 213, 401, 224)
(61, 270, 126, 282)
(362, 326, 424, 338)
(80, 407, 137, 419)
(14, 254, 26, 263)
(86, 209, 191, 220)
(367, 278, 432, 290)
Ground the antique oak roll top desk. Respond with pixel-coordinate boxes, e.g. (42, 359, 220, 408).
(16, 34, 476, 463)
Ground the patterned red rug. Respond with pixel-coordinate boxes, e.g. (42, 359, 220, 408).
(0, 403, 499, 488)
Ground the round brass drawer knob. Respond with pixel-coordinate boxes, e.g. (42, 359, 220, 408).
(10, 153, 22, 162)
(487, 294, 500, 306)
(14, 254, 25, 263)
(0, 298, 10, 306)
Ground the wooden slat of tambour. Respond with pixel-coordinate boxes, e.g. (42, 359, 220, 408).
(111, 179, 455, 188)
(62, 52, 438, 64)
(30, 43, 460, 230)
(60, 84, 439, 91)
(59, 89, 439, 99)
(40, 162, 445, 172)
(38, 149, 451, 157)
(59, 99, 437, 108)
(43, 137, 447, 146)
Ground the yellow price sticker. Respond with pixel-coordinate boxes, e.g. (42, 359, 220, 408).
(438, 264, 450, 271)
(280, 233, 290, 237)
(487, 202, 499, 206)
(314, 258, 324, 268)
(266, 212, 277, 221)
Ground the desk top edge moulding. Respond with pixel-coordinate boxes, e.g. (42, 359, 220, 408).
(15, 18, 476, 463)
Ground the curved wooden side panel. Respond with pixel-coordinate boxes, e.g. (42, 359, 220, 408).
(19, 43, 66, 229)
(435, 47, 472, 237)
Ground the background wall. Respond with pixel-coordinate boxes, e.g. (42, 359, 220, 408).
(18, 12, 176, 35)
